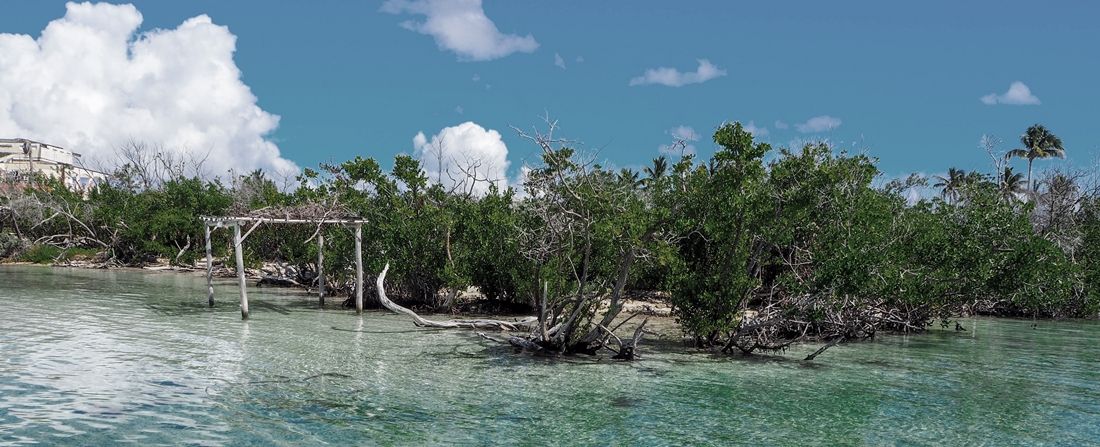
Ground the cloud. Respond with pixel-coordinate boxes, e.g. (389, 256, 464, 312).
(0, 2, 296, 177)
(980, 81, 1040, 105)
(669, 125, 697, 141)
(629, 59, 726, 87)
(659, 125, 698, 155)
(554, 52, 566, 69)
(795, 115, 842, 133)
(774, 120, 789, 130)
(413, 121, 510, 195)
(742, 121, 769, 138)
(381, 0, 538, 61)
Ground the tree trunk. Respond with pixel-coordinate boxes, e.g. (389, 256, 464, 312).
(1028, 158, 1034, 191)
(580, 244, 638, 345)
(612, 318, 649, 361)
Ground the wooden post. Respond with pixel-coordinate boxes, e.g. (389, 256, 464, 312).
(205, 224, 214, 307)
(354, 223, 363, 314)
(317, 232, 325, 306)
(233, 221, 249, 319)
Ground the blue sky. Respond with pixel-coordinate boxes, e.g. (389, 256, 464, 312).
(2, 1, 1098, 182)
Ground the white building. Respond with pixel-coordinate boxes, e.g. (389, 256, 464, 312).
(0, 139, 107, 193)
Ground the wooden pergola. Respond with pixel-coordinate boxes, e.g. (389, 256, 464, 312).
(201, 207, 369, 320)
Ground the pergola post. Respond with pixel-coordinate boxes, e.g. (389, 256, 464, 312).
(233, 221, 249, 319)
(354, 223, 363, 314)
(199, 213, 368, 319)
(317, 232, 325, 306)
(205, 223, 214, 307)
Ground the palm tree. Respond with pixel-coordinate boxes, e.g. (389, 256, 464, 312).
(933, 167, 969, 203)
(1006, 124, 1065, 191)
(644, 156, 668, 180)
(997, 167, 1026, 202)
(642, 156, 668, 190)
(619, 168, 642, 189)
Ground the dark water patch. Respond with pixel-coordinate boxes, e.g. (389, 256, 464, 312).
(329, 325, 447, 334)
(610, 396, 644, 408)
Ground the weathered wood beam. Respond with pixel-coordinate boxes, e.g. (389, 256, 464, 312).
(233, 222, 249, 320)
(317, 232, 325, 306)
(205, 224, 214, 307)
(200, 216, 368, 225)
(354, 223, 363, 314)
(239, 220, 263, 244)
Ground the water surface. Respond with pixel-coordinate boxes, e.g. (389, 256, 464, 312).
(1, 265, 1098, 445)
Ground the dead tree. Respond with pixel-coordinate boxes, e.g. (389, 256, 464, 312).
(502, 115, 655, 356)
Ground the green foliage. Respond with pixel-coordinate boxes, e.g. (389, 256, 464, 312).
(0, 121, 1095, 332)
(319, 155, 476, 308)
(660, 123, 1095, 346)
(1079, 198, 1100, 308)
(664, 122, 772, 341)
(0, 233, 25, 259)
(16, 244, 62, 264)
(454, 186, 530, 305)
(14, 244, 100, 264)
(90, 177, 232, 264)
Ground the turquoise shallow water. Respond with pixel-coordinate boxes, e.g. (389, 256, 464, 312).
(1, 265, 1099, 446)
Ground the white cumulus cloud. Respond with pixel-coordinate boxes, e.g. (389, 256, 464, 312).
(413, 121, 510, 196)
(629, 59, 726, 87)
(795, 115, 842, 133)
(980, 81, 1040, 105)
(742, 121, 769, 138)
(669, 125, 697, 141)
(554, 52, 566, 69)
(381, 0, 538, 61)
(0, 2, 296, 177)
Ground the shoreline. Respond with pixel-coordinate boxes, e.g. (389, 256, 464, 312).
(6, 260, 1092, 360)
(0, 260, 687, 342)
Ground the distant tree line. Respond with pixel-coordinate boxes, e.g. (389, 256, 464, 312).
(2, 122, 1098, 354)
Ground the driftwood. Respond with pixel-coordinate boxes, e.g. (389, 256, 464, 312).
(376, 263, 537, 331)
(380, 265, 651, 358)
(257, 275, 303, 287)
(376, 263, 647, 360)
(600, 317, 649, 361)
(804, 336, 844, 361)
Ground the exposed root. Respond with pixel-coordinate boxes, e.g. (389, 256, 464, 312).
(611, 317, 649, 361)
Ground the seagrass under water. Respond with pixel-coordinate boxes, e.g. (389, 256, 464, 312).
(1, 265, 1098, 445)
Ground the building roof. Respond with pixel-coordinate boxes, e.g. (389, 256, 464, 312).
(0, 138, 82, 157)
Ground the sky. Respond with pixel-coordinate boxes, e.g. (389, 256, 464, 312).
(1, 1, 1098, 188)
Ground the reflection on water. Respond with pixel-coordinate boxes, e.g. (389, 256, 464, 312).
(2, 265, 1099, 445)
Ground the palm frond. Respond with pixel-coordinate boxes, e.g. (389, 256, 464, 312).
(1005, 148, 1030, 160)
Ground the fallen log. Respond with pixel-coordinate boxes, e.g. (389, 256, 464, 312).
(376, 263, 537, 332)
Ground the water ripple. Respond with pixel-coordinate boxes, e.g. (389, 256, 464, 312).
(2, 265, 1099, 446)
